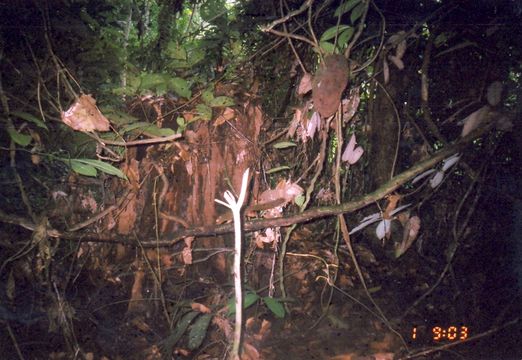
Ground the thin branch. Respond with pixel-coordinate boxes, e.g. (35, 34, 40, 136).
(261, 0, 314, 32)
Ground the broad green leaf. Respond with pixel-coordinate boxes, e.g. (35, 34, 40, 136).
(100, 108, 138, 126)
(273, 141, 297, 149)
(7, 128, 32, 146)
(176, 117, 186, 127)
(70, 160, 97, 177)
(195, 103, 212, 121)
(202, 89, 215, 104)
(188, 314, 212, 350)
(141, 125, 176, 137)
(334, 0, 361, 17)
(166, 41, 187, 60)
(188, 47, 206, 67)
(120, 121, 152, 134)
(262, 297, 285, 318)
(350, 3, 366, 24)
(320, 25, 352, 42)
(434, 33, 449, 47)
(228, 292, 259, 314)
(164, 311, 200, 350)
(210, 96, 235, 107)
(169, 77, 191, 98)
(337, 27, 355, 47)
(67, 159, 127, 179)
(11, 111, 48, 130)
(319, 41, 336, 55)
(140, 73, 166, 90)
(294, 194, 305, 207)
(266, 166, 290, 174)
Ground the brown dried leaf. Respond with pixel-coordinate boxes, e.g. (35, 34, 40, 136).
(182, 247, 192, 265)
(383, 194, 401, 219)
(288, 106, 304, 138)
(313, 55, 349, 117)
(342, 88, 360, 123)
(61, 94, 110, 132)
(191, 302, 211, 313)
(6, 269, 15, 300)
(240, 342, 260, 360)
(297, 72, 313, 95)
(383, 58, 390, 84)
(395, 216, 421, 258)
(461, 106, 489, 137)
(214, 107, 236, 126)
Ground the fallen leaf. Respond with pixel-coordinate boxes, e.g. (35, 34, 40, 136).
(429, 170, 444, 188)
(341, 133, 364, 164)
(191, 302, 211, 313)
(61, 94, 110, 132)
(461, 105, 489, 137)
(297, 72, 313, 95)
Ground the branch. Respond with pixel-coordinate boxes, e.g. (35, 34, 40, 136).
(0, 125, 493, 248)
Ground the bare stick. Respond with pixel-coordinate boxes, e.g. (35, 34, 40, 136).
(215, 168, 250, 360)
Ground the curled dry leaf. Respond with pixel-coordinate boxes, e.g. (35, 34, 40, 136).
(61, 94, 110, 132)
(214, 107, 236, 127)
(376, 219, 391, 240)
(182, 236, 194, 265)
(342, 87, 360, 123)
(388, 55, 405, 70)
(306, 111, 321, 139)
(486, 81, 503, 107)
(341, 134, 364, 164)
(288, 106, 304, 138)
(442, 153, 460, 172)
(191, 302, 211, 314)
(461, 105, 489, 137)
(255, 228, 278, 248)
(258, 180, 304, 204)
(395, 215, 421, 258)
(297, 72, 313, 95)
(430, 170, 444, 188)
(383, 194, 401, 219)
(383, 58, 390, 84)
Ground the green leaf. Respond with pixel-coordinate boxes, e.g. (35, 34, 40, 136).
(273, 141, 297, 149)
(169, 77, 191, 98)
(70, 160, 98, 177)
(195, 103, 212, 121)
(67, 159, 127, 179)
(176, 117, 186, 127)
(11, 111, 48, 130)
(120, 121, 152, 134)
(141, 125, 176, 137)
(7, 128, 32, 146)
(202, 89, 215, 104)
(262, 297, 285, 318)
(294, 194, 305, 207)
(100, 108, 138, 126)
(337, 27, 355, 47)
(163, 311, 200, 351)
(188, 313, 212, 350)
(320, 25, 352, 42)
(350, 3, 366, 24)
(334, 0, 361, 17)
(140, 73, 166, 90)
(228, 292, 259, 315)
(266, 166, 290, 174)
(166, 41, 187, 60)
(319, 41, 336, 55)
(210, 96, 235, 107)
(187, 47, 206, 67)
